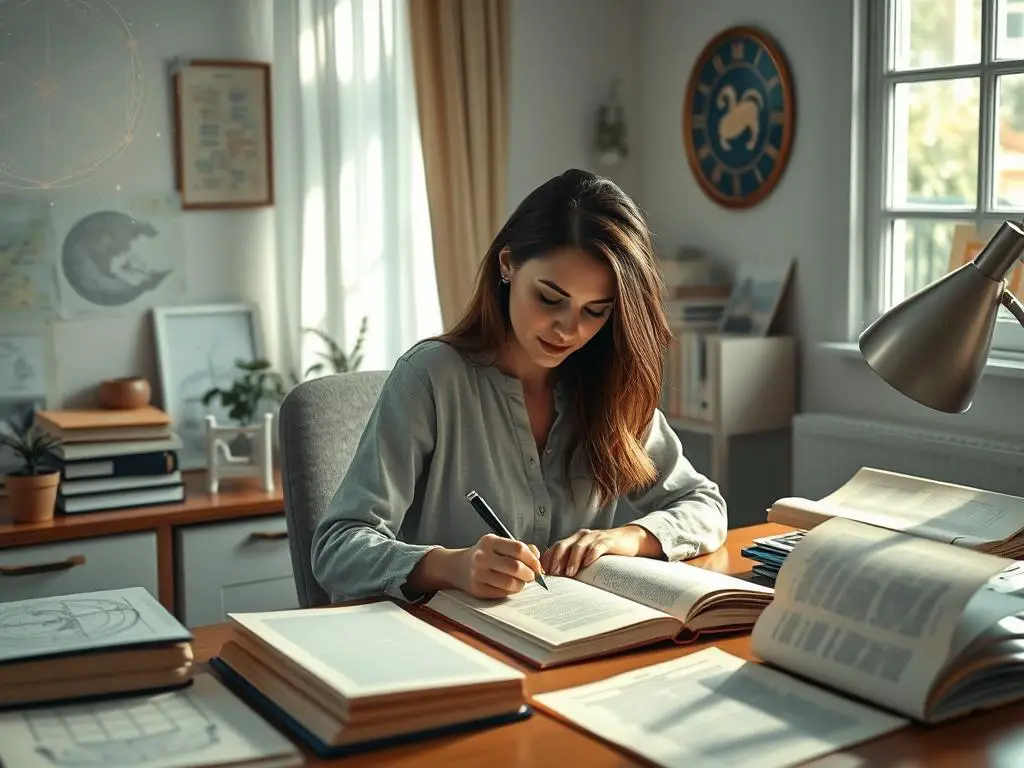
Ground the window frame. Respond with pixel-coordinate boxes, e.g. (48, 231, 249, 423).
(863, 0, 1024, 353)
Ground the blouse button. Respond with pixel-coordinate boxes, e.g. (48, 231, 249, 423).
(538, 505, 546, 516)
(529, 457, 535, 465)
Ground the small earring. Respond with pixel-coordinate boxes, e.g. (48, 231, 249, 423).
(500, 274, 510, 285)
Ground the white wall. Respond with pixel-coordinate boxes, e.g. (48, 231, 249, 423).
(0, 0, 276, 408)
(637, 0, 1024, 442)
(507, 0, 641, 208)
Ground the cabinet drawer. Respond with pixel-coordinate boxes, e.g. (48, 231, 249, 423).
(176, 514, 298, 628)
(0, 532, 159, 603)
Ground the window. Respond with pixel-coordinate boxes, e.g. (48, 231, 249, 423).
(866, 0, 1024, 352)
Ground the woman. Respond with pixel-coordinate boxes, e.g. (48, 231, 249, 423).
(311, 169, 727, 603)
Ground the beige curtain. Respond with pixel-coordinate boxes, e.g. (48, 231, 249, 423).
(408, 0, 510, 328)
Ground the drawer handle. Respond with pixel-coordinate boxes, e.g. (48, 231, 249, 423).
(248, 530, 288, 541)
(0, 554, 87, 577)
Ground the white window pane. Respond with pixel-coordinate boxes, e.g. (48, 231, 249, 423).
(892, 0, 981, 71)
(890, 218, 974, 301)
(891, 79, 979, 207)
(996, 0, 1024, 60)
(995, 73, 1024, 207)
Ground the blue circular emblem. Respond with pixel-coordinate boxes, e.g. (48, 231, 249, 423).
(683, 27, 795, 209)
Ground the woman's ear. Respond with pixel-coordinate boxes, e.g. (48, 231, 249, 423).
(498, 247, 512, 280)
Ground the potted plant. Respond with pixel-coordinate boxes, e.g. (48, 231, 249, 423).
(202, 358, 287, 456)
(302, 316, 368, 378)
(0, 412, 63, 523)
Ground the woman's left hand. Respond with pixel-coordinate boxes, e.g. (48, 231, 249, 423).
(540, 525, 663, 578)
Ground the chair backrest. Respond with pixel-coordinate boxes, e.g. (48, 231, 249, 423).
(278, 370, 389, 607)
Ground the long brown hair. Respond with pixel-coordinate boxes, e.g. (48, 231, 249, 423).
(438, 169, 671, 505)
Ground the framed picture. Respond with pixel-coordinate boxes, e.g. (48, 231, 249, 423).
(172, 59, 274, 209)
(152, 303, 265, 470)
(718, 258, 794, 336)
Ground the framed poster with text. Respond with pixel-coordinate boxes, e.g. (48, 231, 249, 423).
(172, 59, 274, 209)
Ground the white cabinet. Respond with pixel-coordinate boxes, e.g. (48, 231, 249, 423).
(175, 514, 299, 628)
(0, 532, 159, 603)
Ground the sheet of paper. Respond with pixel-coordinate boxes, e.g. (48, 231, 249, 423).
(819, 467, 1024, 547)
(534, 647, 907, 768)
(751, 518, 1009, 720)
(436, 575, 670, 645)
(0, 673, 301, 768)
(0, 587, 191, 664)
(229, 602, 524, 699)
(576, 554, 772, 622)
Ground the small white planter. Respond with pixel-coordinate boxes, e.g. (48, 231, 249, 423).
(205, 413, 274, 494)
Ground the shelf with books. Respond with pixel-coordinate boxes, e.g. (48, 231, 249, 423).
(663, 332, 795, 496)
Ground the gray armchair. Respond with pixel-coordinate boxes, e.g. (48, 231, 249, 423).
(277, 370, 389, 607)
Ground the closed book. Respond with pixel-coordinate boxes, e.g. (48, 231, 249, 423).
(210, 602, 528, 756)
(61, 450, 179, 481)
(53, 435, 183, 462)
(57, 482, 185, 514)
(35, 406, 172, 443)
(61, 470, 183, 497)
(0, 587, 193, 708)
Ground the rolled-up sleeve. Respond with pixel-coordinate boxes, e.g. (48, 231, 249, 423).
(624, 409, 728, 560)
(310, 358, 441, 602)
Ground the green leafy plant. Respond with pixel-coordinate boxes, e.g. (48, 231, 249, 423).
(202, 358, 287, 427)
(303, 316, 368, 378)
(0, 410, 62, 477)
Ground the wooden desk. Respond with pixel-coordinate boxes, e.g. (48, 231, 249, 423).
(190, 524, 1024, 767)
(0, 471, 287, 619)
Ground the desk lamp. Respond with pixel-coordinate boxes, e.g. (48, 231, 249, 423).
(859, 220, 1024, 413)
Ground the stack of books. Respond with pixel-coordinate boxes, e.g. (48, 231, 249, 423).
(0, 588, 302, 768)
(0, 587, 194, 708)
(210, 602, 529, 758)
(34, 406, 185, 514)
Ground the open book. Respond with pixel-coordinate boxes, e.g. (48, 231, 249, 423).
(767, 466, 1024, 557)
(533, 518, 1024, 768)
(423, 555, 774, 668)
(754, 516, 1024, 724)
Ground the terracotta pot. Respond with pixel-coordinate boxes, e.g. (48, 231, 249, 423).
(99, 377, 152, 409)
(5, 471, 60, 523)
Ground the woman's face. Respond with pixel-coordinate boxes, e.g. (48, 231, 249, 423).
(500, 246, 616, 369)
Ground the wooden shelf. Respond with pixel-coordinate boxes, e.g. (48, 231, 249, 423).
(0, 471, 284, 547)
(663, 333, 796, 495)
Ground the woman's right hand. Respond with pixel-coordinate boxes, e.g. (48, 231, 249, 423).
(451, 534, 543, 599)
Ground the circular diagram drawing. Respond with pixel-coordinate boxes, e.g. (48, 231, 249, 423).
(682, 26, 795, 209)
(0, 0, 143, 189)
(61, 210, 173, 306)
(0, 597, 141, 648)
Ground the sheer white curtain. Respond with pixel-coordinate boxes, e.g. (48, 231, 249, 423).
(272, 0, 442, 378)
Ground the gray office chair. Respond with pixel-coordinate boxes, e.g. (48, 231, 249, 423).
(278, 370, 389, 607)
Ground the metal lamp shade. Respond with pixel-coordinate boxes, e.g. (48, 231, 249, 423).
(858, 262, 1003, 414)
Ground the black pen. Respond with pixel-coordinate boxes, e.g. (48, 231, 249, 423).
(465, 490, 549, 590)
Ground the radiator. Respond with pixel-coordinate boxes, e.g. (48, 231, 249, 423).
(792, 413, 1024, 501)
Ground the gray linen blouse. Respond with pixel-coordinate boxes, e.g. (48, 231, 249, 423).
(311, 340, 727, 602)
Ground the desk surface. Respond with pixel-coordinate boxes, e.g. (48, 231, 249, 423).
(189, 522, 1024, 767)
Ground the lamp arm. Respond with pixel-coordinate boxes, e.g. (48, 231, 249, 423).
(1000, 289, 1024, 329)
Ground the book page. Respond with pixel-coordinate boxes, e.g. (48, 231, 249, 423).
(229, 602, 524, 699)
(533, 647, 907, 768)
(774, 467, 1024, 547)
(429, 576, 672, 645)
(575, 554, 773, 622)
(0, 673, 301, 768)
(751, 518, 1010, 720)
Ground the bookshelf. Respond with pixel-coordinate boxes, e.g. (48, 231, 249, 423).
(663, 332, 796, 496)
